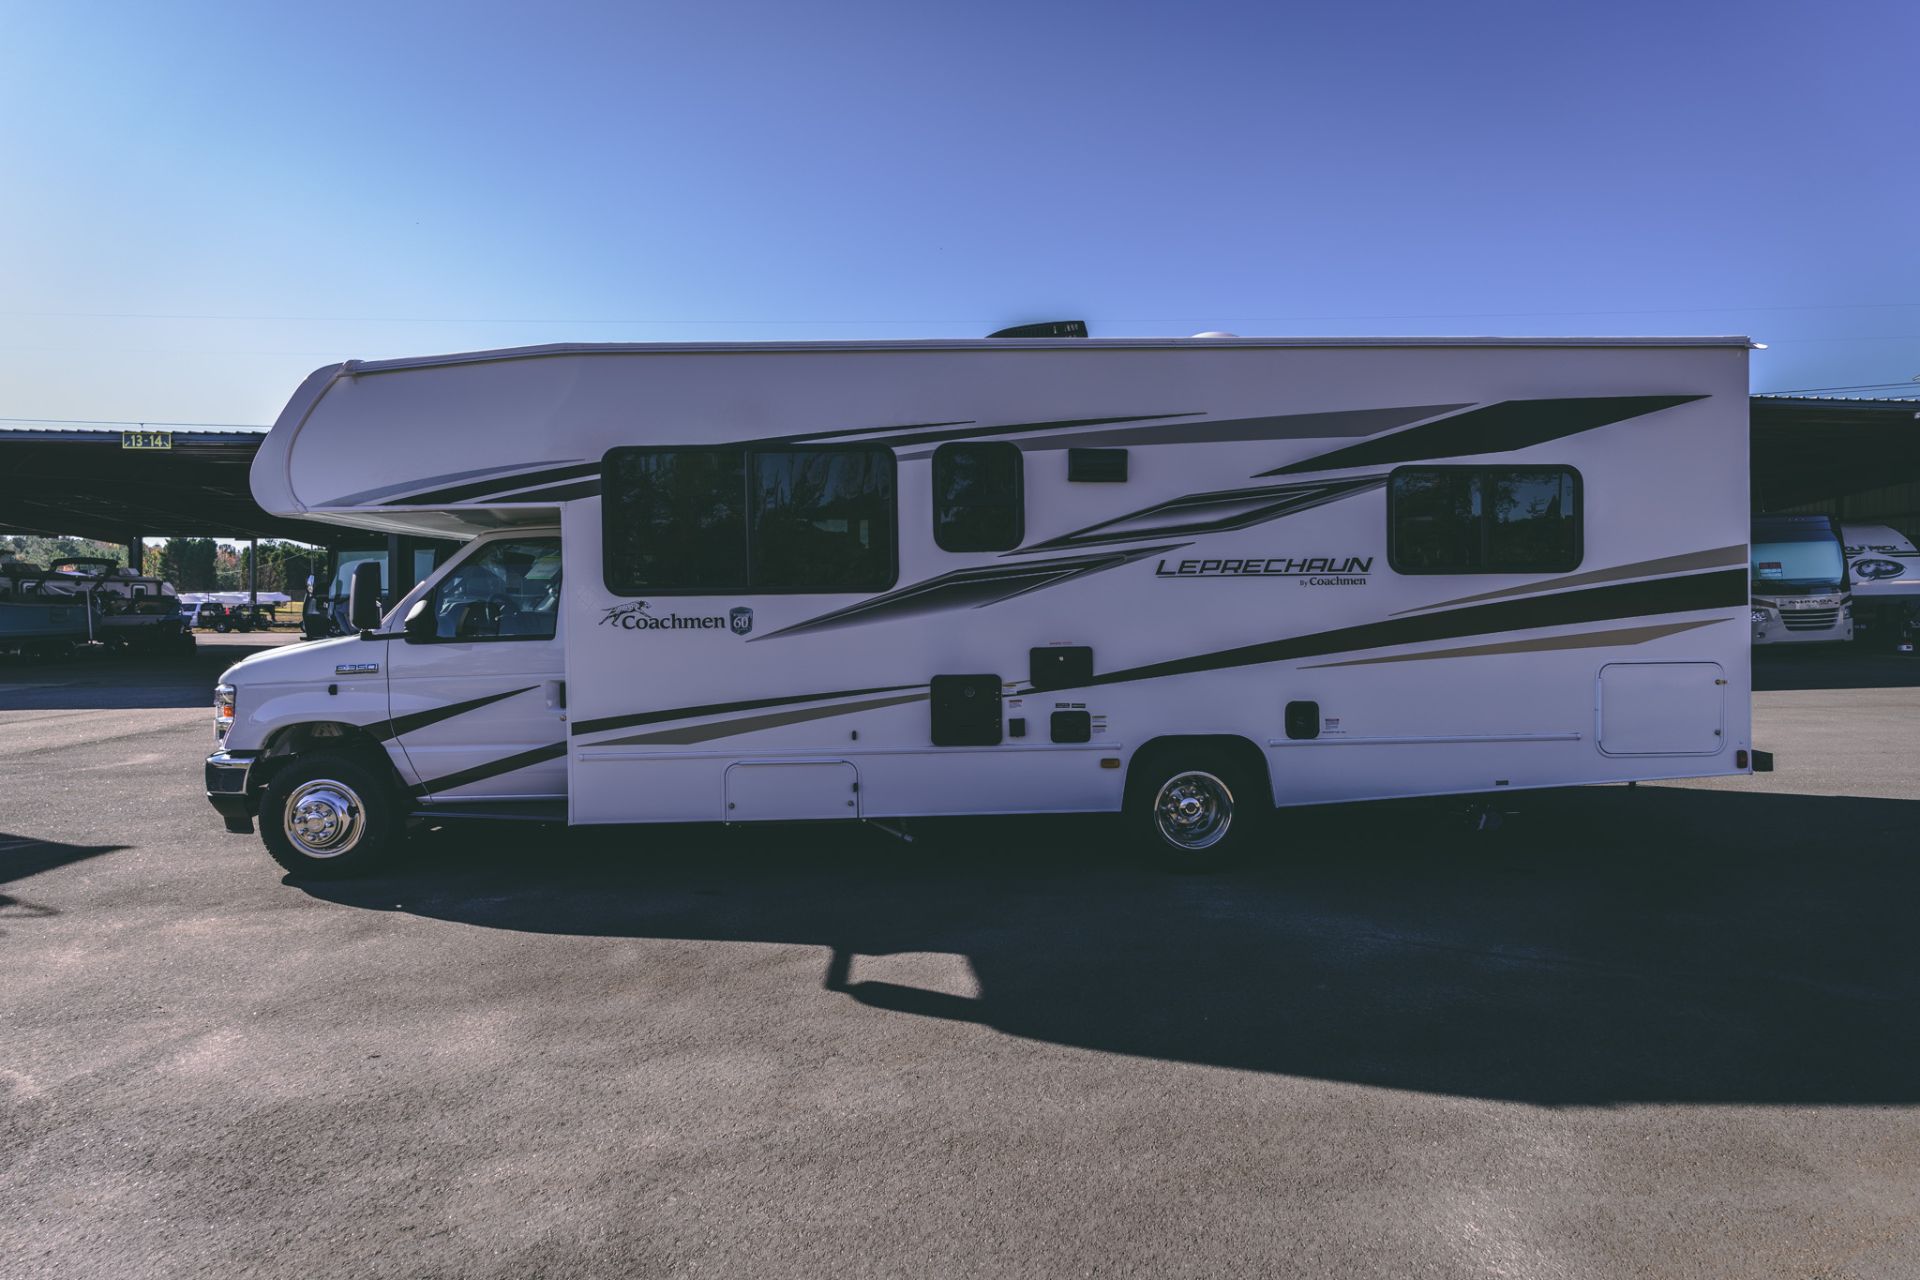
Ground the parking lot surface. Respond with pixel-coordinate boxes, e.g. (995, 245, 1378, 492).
(4, 642, 1919, 1279)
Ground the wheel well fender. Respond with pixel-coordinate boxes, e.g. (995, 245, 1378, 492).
(1125, 734, 1274, 811)
(256, 722, 404, 794)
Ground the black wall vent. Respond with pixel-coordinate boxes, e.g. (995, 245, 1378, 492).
(930, 674, 1003, 746)
(1050, 710, 1093, 744)
(1068, 448, 1128, 483)
(1285, 700, 1321, 741)
(987, 320, 1088, 339)
(1029, 645, 1093, 691)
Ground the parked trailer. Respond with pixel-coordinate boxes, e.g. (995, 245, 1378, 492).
(206, 335, 1758, 876)
(1842, 523, 1920, 652)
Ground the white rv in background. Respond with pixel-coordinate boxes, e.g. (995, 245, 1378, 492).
(1749, 515, 1852, 646)
(1843, 523, 1920, 652)
(207, 334, 1759, 876)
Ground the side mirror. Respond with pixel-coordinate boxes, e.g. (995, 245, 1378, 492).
(403, 598, 435, 642)
(348, 562, 384, 633)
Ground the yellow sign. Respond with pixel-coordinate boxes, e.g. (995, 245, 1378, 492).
(121, 430, 173, 450)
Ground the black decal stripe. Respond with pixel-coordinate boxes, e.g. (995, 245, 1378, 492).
(1013, 477, 1383, 554)
(751, 418, 975, 446)
(410, 742, 567, 797)
(764, 413, 1199, 452)
(326, 460, 588, 508)
(598, 692, 930, 747)
(902, 404, 1471, 457)
(1029, 569, 1748, 694)
(487, 479, 602, 503)
(369, 686, 538, 743)
(1300, 619, 1723, 668)
(753, 544, 1184, 640)
(572, 683, 925, 738)
(386, 461, 602, 506)
(1261, 395, 1707, 476)
(1391, 544, 1750, 615)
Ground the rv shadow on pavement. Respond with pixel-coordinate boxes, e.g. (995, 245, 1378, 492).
(301, 785, 1920, 1108)
(1754, 647, 1920, 691)
(0, 833, 125, 933)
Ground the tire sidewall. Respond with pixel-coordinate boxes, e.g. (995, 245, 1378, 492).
(1128, 749, 1268, 870)
(260, 752, 404, 878)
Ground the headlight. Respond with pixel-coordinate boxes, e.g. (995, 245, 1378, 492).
(1750, 609, 1768, 625)
(214, 683, 235, 742)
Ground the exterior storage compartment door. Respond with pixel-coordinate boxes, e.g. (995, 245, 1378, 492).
(724, 760, 859, 821)
(1596, 662, 1726, 756)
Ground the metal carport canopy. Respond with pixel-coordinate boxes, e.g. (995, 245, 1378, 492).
(0, 425, 340, 544)
(1750, 395, 1920, 511)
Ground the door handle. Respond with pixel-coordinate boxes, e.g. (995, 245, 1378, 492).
(545, 680, 567, 712)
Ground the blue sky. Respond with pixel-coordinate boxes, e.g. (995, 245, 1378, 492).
(2, 0, 1915, 427)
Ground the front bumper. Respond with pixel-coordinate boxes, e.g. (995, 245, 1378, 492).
(206, 750, 260, 833)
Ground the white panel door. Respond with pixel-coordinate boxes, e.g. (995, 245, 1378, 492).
(1596, 662, 1726, 756)
(724, 761, 860, 821)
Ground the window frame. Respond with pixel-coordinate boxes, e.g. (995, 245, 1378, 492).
(931, 441, 1025, 553)
(415, 535, 565, 645)
(601, 443, 899, 596)
(1386, 464, 1584, 576)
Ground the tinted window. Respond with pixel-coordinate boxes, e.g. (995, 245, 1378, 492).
(750, 449, 895, 590)
(604, 446, 894, 593)
(1390, 467, 1580, 574)
(933, 442, 1024, 551)
(604, 448, 748, 590)
(432, 537, 563, 640)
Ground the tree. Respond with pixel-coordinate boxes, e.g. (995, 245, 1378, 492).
(158, 539, 220, 591)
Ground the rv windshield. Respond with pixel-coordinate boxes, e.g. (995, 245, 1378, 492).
(1751, 540, 1844, 589)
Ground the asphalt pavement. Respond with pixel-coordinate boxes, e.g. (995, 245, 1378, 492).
(3, 640, 1918, 1279)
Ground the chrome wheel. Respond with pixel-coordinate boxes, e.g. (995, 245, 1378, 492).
(282, 778, 366, 858)
(1154, 770, 1234, 851)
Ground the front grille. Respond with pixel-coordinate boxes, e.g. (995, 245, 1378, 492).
(1782, 608, 1841, 632)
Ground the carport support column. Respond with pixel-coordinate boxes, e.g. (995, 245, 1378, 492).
(248, 537, 258, 610)
(127, 536, 143, 574)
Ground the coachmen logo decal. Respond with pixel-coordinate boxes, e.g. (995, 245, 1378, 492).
(600, 601, 754, 634)
(1155, 554, 1373, 586)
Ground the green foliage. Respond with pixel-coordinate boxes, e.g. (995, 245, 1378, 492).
(1, 535, 126, 568)
(5, 535, 321, 596)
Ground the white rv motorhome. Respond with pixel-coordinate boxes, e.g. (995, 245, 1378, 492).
(208, 335, 1759, 876)
(1748, 515, 1852, 646)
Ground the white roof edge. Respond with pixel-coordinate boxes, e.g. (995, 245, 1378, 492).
(346, 335, 1755, 376)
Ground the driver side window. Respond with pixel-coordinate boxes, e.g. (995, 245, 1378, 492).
(431, 538, 563, 641)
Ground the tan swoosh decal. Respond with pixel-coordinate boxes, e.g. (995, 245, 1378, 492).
(596, 692, 929, 747)
(1301, 618, 1724, 669)
(1393, 545, 1748, 615)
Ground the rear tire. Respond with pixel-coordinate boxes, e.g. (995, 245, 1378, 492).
(1127, 748, 1269, 871)
(260, 752, 405, 879)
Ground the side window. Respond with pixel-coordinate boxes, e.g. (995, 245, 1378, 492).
(1389, 467, 1580, 574)
(750, 449, 895, 590)
(432, 537, 563, 640)
(603, 445, 895, 593)
(933, 442, 1024, 552)
(603, 448, 747, 590)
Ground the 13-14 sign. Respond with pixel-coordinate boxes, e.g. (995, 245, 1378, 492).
(121, 430, 173, 450)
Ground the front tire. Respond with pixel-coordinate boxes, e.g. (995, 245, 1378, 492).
(1127, 749, 1268, 871)
(260, 752, 404, 878)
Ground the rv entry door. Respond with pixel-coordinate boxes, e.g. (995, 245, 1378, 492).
(386, 535, 568, 800)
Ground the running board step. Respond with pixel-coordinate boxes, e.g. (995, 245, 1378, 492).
(410, 800, 567, 824)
